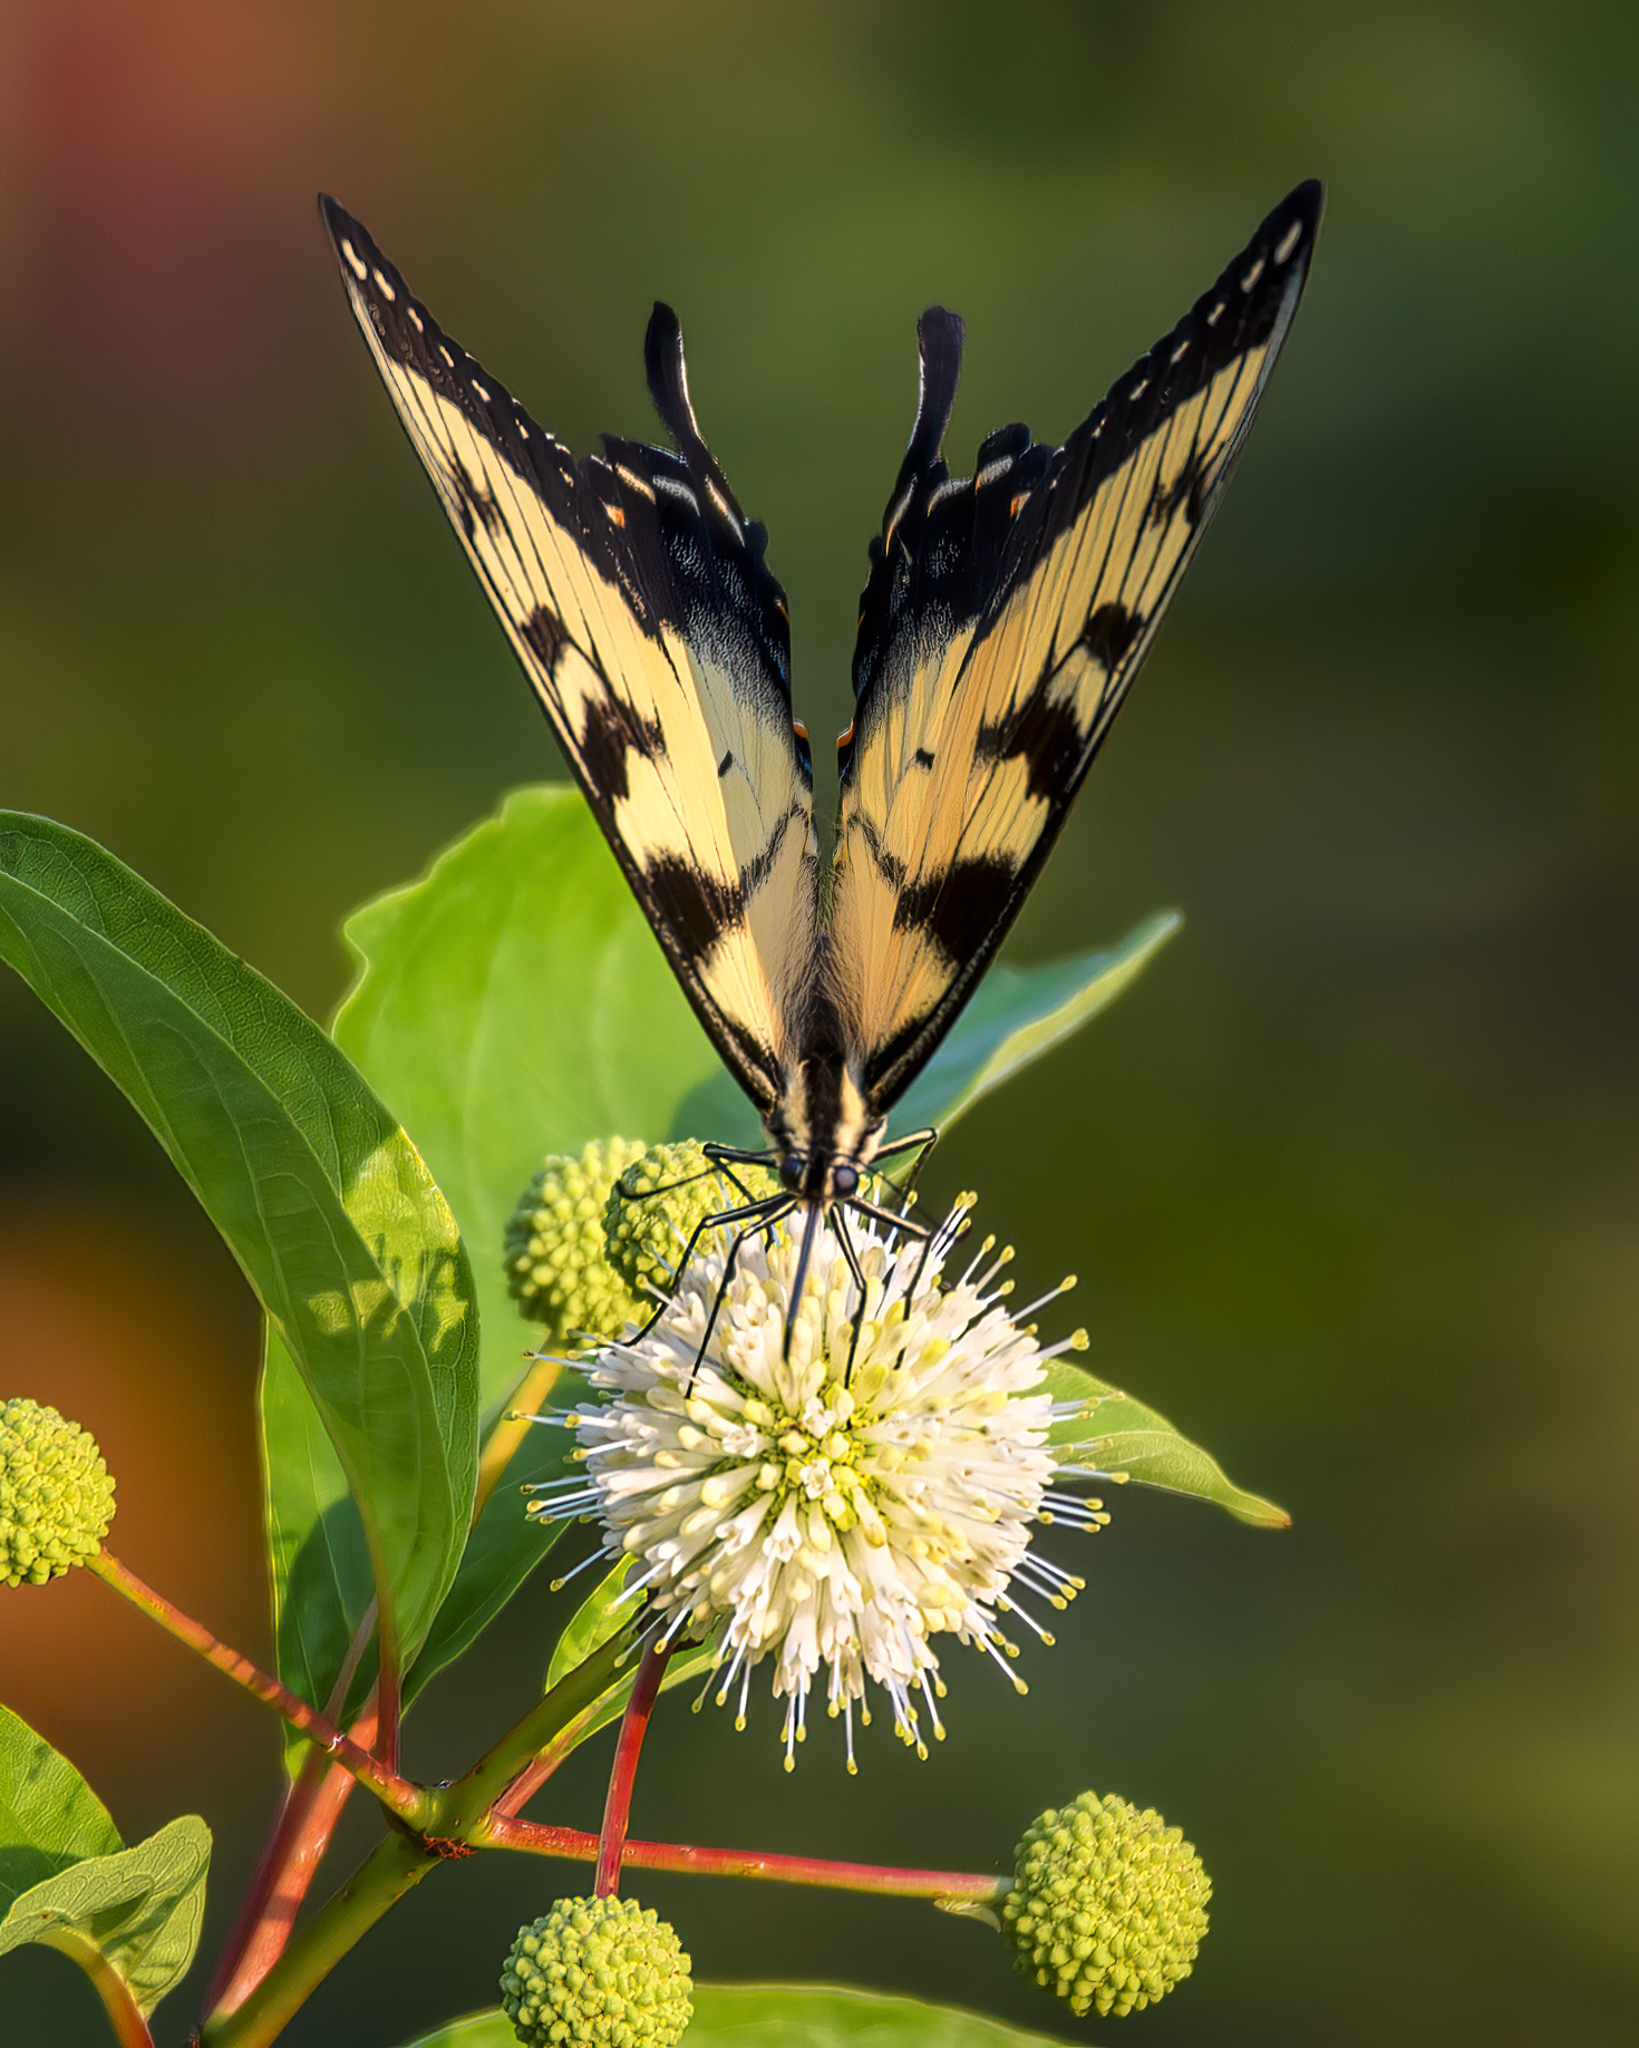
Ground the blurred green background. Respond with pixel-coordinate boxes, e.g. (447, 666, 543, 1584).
(2, 2, 1635, 2043)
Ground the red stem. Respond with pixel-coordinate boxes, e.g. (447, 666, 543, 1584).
(205, 1594, 385, 2019)
(481, 1813, 1002, 1900)
(89, 1553, 425, 1821)
(594, 1641, 670, 1897)
(203, 1721, 375, 2018)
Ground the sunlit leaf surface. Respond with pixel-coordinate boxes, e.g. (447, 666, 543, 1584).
(396, 1984, 1078, 2048)
(0, 812, 479, 1678)
(1045, 1360, 1288, 1527)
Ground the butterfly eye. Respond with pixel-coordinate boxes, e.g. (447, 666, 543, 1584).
(780, 1153, 805, 1190)
(831, 1164, 859, 1198)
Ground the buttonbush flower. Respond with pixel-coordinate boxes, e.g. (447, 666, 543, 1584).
(500, 1895, 692, 2048)
(0, 1398, 116, 1586)
(505, 1137, 651, 1342)
(603, 1141, 780, 1306)
(1004, 1789, 1211, 2017)
(534, 1198, 1108, 1769)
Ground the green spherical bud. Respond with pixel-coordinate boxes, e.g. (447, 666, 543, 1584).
(1003, 1790, 1210, 2019)
(603, 1141, 780, 1301)
(504, 1138, 651, 1342)
(0, 1399, 116, 1587)
(500, 1894, 693, 2048)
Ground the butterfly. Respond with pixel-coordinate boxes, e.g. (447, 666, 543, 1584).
(321, 181, 1322, 1350)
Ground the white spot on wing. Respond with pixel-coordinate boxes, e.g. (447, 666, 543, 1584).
(372, 267, 396, 302)
(471, 381, 490, 402)
(407, 306, 424, 332)
(341, 238, 368, 282)
(1241, 256, 1266, 292)
(1275, 219, 1304, 264)
(1170, 340, 1191, 364)
(1205, 301, 1225, 327)
(1129, 377, 1150, 401)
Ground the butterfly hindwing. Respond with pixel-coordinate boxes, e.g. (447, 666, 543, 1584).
(827, 181, 1322, 1112)
(320, 198, 817, 1116)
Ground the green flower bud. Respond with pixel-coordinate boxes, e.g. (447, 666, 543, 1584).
(603, 1141, 780, 1301)
(500, 1894, 693, 2048)
(0, 1399, 116, 1586)
(1003, 1790, 1210, 2019)
(504, 1138, 651, 1342)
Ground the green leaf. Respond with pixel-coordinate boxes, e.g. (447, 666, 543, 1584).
(0, 812, 479, 1674)
(686, 1986, 1077, 2048)
(545, 1558, 644, 1694)
(0, 1707, 121, 1911)
(895, 913, 1181, 1136)
(0, 1814, 211, 2018)
(260, 1329, 377, 1765)
(261, 1347, 571, 1767)
(334, 789, 1176, 1409)
(393, 1987, 1078, 2048)
(540, 1557, 719, 1754)
(333, 786, 739, 1414)
(1045, 1359, 1290, 1528)
(407, 1426, 571, 1708)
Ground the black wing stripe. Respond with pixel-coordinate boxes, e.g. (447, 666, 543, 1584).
(829, 181, 1322, 1111)
(321, 197, 819, 1115)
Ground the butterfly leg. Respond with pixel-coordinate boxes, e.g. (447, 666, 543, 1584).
(844, 1195, 934, 1253)
(684, 1199, 797, 1393)
(872, 1126, 938, 1216)
(634, 1193, 793, 1347)
(613, 1152, 760, 1210)
(828, 1205, 872, 1386)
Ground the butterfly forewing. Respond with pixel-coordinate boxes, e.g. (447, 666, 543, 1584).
(827, 181, 1322, 1112)
(320, 199, 818, 1117)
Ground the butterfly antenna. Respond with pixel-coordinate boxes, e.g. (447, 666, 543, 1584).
(782, 1201, 826, 1365)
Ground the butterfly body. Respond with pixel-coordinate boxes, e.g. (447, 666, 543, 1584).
(322, 185, 1322, 1307)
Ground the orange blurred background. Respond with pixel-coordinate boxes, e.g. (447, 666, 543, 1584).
(2, 4, 1636, 2044)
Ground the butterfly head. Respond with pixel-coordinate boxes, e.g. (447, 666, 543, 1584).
(766, 1056, 885, 1208)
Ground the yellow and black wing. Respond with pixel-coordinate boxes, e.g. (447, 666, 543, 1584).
(321, 198, 818, 1118)
(827, 180, 1322, 1112)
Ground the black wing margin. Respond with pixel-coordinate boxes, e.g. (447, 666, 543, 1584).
(320, 197, 819, 1116)
(828, 180, 1323, 1114)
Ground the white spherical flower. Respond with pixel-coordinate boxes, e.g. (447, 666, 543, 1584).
(537, 1201, 1107, 1771)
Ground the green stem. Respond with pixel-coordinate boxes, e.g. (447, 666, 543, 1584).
(476, 1814, 1004, 1902)
(91, 1552, 429, 1828)
(204, 1735, 373, 2019)
(200, 1829, 431, 2048)
(201, 1625, 640, 2042)
(41, 1929, 155, 2046)
(435, 1615, 638, 1832)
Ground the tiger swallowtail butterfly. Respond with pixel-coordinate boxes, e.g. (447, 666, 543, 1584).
(322, 182, 1322, 1348)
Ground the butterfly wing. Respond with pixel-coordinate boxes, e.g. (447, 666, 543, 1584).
(827, 180, 1322, 1114)
(321, 198, 817, 1119)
